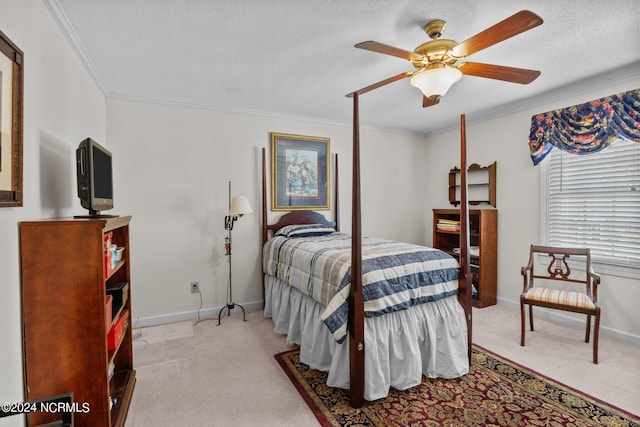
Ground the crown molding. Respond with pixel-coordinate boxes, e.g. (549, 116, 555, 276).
(43, 0, 639, 138)
(43, 0, 107, 95)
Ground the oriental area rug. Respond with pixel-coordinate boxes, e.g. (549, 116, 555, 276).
(275, 345, 640, 427)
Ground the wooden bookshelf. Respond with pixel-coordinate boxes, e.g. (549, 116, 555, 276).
(433, 209, 497, 308)
(20, 216, 135, 427)
(449, 162, 496, 207)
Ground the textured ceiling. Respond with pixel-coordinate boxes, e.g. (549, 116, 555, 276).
(45, 0, 640, 135)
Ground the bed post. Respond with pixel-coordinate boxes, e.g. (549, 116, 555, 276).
(349, 92, 365, 408)
(459, 114, 473, 362)
(335, 153, 340, 232)
(261, 147, 268, 307)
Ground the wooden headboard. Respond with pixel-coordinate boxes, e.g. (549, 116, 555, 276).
(265, 211, 337, 236)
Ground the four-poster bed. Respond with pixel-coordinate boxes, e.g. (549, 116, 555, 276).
(261, 101, 473, 407)
(257, 9, 545, 407)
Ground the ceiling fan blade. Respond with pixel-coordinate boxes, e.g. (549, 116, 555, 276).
(458, 62, 541, 84)
(346, 71, 414, 97)
(423, 96, 440, 108)
(450, 10, 543, 58)
(355, 41, 423, 62)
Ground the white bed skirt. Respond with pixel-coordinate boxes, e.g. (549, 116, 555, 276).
(264, 274, 469, 401)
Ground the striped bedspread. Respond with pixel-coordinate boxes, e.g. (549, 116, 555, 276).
(263, 232, 460, 343)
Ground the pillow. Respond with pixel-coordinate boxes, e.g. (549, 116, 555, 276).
(275, 224, 335, 238)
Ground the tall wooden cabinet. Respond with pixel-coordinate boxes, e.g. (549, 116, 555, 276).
(20, 216, 135, 427)
(433, 209, 497, 308)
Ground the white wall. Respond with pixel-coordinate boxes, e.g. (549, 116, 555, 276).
(422, 79, 640, 341)
(0, 0, 106, 424)
(106, 98, 429, 325)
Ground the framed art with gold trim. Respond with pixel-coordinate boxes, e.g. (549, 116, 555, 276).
(271, 133, 329, 211)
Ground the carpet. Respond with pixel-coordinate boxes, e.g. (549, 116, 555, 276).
(275, 345, 640, 426)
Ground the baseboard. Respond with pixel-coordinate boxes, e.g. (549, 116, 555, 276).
(132, 300, 264, 329)
(497, 297, 640, 346)
(133, 297, 640, 347)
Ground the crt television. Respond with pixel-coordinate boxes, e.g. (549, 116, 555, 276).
(75, 138, 115, 217)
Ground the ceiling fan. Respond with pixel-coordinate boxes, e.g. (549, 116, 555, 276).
(346, 10, 543, 107)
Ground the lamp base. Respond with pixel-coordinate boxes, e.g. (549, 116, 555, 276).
(217, 302, 246, 325)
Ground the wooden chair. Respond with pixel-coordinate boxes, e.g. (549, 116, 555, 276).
(520, 245, 601, 364)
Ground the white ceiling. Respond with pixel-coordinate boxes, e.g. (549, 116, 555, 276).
(45, 0, 640, 135)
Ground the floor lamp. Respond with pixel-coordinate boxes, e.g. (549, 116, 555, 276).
(218, 181, 253, 325)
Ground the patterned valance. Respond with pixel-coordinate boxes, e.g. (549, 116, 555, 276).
(528, 89, 640, 165)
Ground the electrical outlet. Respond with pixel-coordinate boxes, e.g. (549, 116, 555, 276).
(190, 281, 200, 293)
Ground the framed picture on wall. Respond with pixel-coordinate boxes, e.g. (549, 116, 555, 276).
(271, 132, 330, 211)
(0, 31, 24, 207)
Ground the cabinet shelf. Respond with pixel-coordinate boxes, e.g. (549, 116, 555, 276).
(433, 209, 497, 308)
(21, 216, 136, 426)
(107, 259, 125, 280)
(452, 183, 490, 188)
(449, 162, 496, 207)
(108, 327, 129, 366)
(444, 250, 481, 260)
(436, 229, 480, 236)
(111, 304, 125, 329)
(110, 370, 136, 427)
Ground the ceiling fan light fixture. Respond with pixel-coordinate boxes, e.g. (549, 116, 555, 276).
(410, 65, 462, 99)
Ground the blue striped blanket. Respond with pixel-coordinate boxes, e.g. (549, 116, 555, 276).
(263, 232, 460, 343)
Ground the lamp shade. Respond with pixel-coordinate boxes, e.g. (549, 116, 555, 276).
(230, 196, 253, 216)
(410, 66, 462, 100)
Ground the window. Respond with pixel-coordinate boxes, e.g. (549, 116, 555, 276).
(541, 139, 640, 278)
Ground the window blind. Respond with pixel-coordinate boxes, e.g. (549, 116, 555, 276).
(546, 139, 640, 269)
